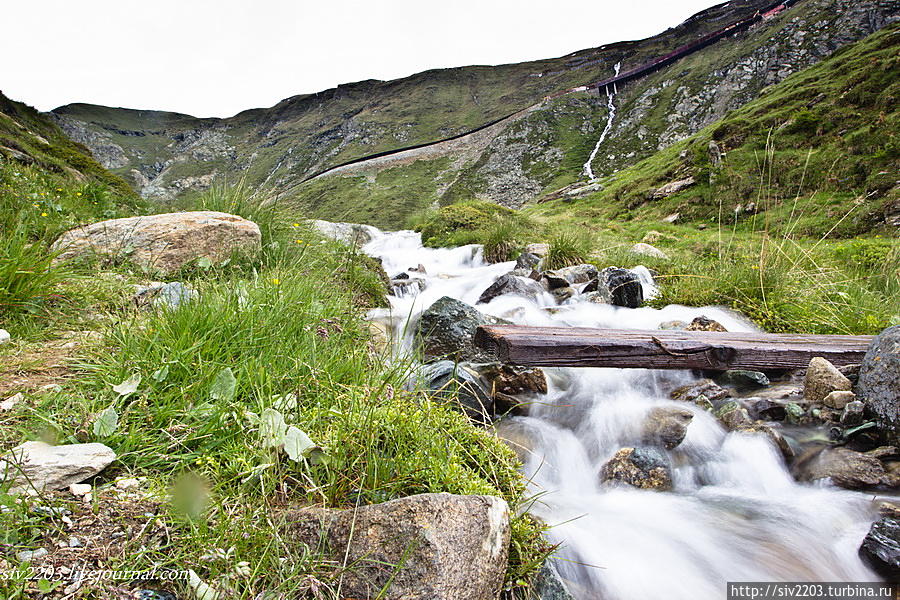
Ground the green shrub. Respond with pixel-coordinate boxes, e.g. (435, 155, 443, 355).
(416, 200, 519, 247)
(543, 230, 593, 270)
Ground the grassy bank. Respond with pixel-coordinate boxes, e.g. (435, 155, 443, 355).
(0, 168, 545, 599)
(412, 199, 898, 335)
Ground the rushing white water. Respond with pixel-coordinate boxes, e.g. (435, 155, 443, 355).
(583, 62, 622, 181)
(363, 229, 881, 599)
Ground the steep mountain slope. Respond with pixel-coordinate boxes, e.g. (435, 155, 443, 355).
(529, 22, 900, 236)
(52, 0, 898, 228)
(290, 0, 898, 227)
(0, 92, 135, 196)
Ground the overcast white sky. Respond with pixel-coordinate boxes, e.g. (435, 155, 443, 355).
(2, 0, 721, 118)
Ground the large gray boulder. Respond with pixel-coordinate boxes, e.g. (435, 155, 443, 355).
(52, 211, 261, 276)
(857, 326, 900, 445)
(477, 274, 545, 305)
(280, 493, 510, 600)
(0, 441, 116, 493)
(415, 297, 504, 362)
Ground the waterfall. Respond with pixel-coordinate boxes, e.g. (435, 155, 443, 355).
(362, 229, 881, 600)
(583, 61, 622, 181)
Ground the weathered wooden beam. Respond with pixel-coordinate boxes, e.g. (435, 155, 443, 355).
(474, 325, 874, 371)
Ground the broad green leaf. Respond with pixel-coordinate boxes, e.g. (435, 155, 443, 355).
(151, 365, 169, 382)
(283, 426, 318, 462)
(209, 367, 237, 402)
(112, 374, 141, 397)
(259, 408, 287, 448)
(195, 256, 213, 269)
(92, 406, 119, 437)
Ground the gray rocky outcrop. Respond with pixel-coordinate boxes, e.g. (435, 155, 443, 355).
(859, 517, 900, 580)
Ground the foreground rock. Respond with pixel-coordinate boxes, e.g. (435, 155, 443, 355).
(53, 212, 261, 276)
(310, 219, 380, 248)
(0, 441, 116, 493)
(804, 357, 852, 405)
(0, 329, 9, 344)
(477, 274, 545, 304)
(280, 493, 510, 600)
(859, 517, 900, 580)
(601, 447, 672, 491)
(415, 297, 504, 362)
(641, 406, 693, 449)
(857, 326, 900, 445)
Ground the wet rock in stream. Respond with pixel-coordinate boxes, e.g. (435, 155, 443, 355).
(415, 296, 506, 362)
(601, 447, 673, 491)
(477, 273, 545, 304)
(641, 406, 693, 449)
(859, 517, 900, 580)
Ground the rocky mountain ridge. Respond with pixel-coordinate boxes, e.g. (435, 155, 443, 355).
(50, 0, 899, 227)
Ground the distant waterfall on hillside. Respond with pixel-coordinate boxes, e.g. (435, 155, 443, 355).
(583, 61, 621, 181)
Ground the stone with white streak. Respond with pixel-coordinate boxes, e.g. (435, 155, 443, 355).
(0, 441, 116, 493)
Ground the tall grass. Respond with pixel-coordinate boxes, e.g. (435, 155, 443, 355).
(1, 183, 546, 598)
(542, 230, 593, 270)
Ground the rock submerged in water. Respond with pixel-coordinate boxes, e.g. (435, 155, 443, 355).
(0, 441, 116, 493)
(477, 273, 545, 304)
(804, 357, 852, 405)
(857, 325, 900, 446)
(279, 493, 510, 600)
(52, 211, 262, 276)
(601, 447, 673, 491)
(641, 406, 693, 449)
(859, 517, 900, 580)
(415, 296, 504, 363)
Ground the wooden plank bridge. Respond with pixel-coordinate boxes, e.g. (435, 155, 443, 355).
(474, 325, 873, 371)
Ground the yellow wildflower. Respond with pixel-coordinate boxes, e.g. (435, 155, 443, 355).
(41, 212, 48, 217)
(272, 278, 281, 285)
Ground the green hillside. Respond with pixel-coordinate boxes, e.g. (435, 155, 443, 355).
(530, 23, 900, 237)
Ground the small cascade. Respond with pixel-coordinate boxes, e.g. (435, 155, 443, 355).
(361, 229, 881, 600)
(583, 61, 622, 181)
